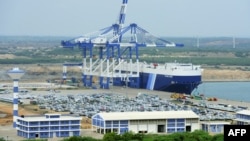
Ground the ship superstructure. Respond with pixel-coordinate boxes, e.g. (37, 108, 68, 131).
(112, 62, 202, 94)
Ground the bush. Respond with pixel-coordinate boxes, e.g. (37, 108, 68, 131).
(103, 132, 121, 141)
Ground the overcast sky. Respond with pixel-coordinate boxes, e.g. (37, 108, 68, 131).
(0, 0, 250, 37)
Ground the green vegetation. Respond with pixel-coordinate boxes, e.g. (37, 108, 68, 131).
(10, 130, 221, 141)
(62, 136, 102, 141)
(0, 36, 250, 67)
(100, 130, 223, 141)
(138, 47, 250, 66)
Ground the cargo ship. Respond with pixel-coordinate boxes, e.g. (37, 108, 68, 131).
(112, 62, 203, 95)
(60, 0, 201, 94)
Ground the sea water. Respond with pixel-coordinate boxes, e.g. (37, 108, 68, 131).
(195, 82, 250, 102)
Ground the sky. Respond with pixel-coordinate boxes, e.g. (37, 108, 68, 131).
(0, 0, 250, 37)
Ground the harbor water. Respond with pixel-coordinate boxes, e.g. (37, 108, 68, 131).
(195, 81, 250, 102)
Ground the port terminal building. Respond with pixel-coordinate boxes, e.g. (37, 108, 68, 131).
(234, 110, 250, 125)
(16, 114, 82, 139)
(200, 121, 230, 133)
(91, 111, 200, 134)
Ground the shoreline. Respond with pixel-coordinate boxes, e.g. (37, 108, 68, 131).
(1, 81, 250, 102)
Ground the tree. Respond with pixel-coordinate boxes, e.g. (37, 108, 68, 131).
(62, 136, 101, 141)
(211, 134, 224, 141)
(0, 137, 5, 141)
(103, 132, 121, 141)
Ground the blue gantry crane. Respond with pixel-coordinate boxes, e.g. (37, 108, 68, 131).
(61, 0, 184, 89)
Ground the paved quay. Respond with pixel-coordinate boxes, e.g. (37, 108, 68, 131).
(30, 86, 250, 109)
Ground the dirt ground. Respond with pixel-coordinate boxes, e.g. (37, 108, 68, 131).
(0, 102, 38, 126)
(202, 68, 250, 81)
(0, 101, 92, 129)
(1, 64, 250, 82)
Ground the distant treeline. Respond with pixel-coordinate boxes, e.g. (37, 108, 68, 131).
(0, 36, 250, 67)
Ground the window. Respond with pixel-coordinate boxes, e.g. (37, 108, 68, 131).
(105, 121, 112, 128)
(113, 121, 119, 124)
(97, 120, 101, 126)
(168, 119, 175, 122)
(177, 122, 184, 127)
(120, 124, 128, 127)
(50, 115, 60, 118)
(71, 120, 80, 124)
(93, 119, 98, 126)
(40, 121, 49, 125)
(50, 121, 59, 125)
(113, 121, 119, 127)
(177, 128, 185, 132)
(167, 123, 175, 127)
(61, 120, 69, 124)
(105, 121, 111, 124)
(167, 128, 175, 133)
(71, 125, 80, 129)
(210, 125, 217, 132)
(61, 126, 69, 130)
(101, 121, 104, 127)
(120, 120, 128, 128)
(29, 122, 38, 126)
(51, 126, 59, 130)
(177, 119, 184, 122)
(120, 128, 128, 134)
(120, 120, 128, 124)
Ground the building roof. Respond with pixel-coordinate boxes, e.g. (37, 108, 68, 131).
(95, 111, 199, 121)
(234, 118, 250, 123)
(236, 110, 250, 116)
(200, 121, 231, 125)
(17, 114, 82, 122)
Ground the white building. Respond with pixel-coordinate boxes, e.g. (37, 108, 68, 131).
(91, 111, 200, 134)
(16, 114, 82, 139)
(234, 110, 250, 125)
(200, 121, 230, 133)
